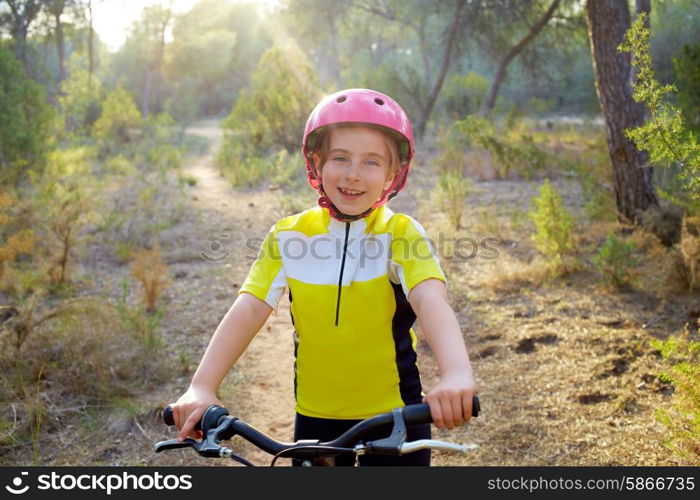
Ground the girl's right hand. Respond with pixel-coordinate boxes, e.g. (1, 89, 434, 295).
(171, 385, 223, 441)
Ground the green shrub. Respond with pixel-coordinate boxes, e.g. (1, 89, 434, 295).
(93, 87, 142, 155)
(593, 232, 638, 289)
(219, 43, 320, 187)
(96, 151, 186, 251)
(270, 148, 316, 217)
(29, 147, 96, 288)
(0, 44, 54, 186)
(565, 132, 617, 222)
(116, 279, 164, 350)
(620, 13, 700, 202)
(58, 55, 103, 138)
(525, 97, 555, 117)
(435, 124, 468, 174)
(103, 154, 136, 177)
(435, 170, 472, 230)
(437, 115, 553, 180)
(226, 43, 319, 152)
(220, 140, 272, 188)
(441, 71, 488, 117)
(528, 179, 575, 275)
(271, 149, 306, 191)
(179, 175, 197, 187)
(146, 144, 182, 173)
(651, 329, 700, 465)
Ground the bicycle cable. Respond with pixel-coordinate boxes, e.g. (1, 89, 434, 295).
(222, 449, 256, 467)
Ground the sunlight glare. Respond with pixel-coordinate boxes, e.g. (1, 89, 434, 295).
(93, 0, 279, 52)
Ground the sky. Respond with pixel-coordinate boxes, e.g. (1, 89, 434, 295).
(93, 0, 278, 52)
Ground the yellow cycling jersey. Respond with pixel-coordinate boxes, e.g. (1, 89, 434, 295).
(240, 204, 446, 419)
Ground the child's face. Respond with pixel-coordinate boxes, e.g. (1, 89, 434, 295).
(314, 126, 395, 217)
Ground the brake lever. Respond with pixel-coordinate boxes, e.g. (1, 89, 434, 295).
(154, 433, 226, 458)
(363, 408, 407, 456)
(154, 438, 200, 453)
(154, 416, 239, 457)
(362, 397, 481, 456)
(399, 439, 479, 455)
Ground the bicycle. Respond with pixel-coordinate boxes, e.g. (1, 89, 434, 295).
(154, 396, 480, 466)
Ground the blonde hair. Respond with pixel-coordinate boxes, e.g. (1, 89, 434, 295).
(313, 124, 401, 180)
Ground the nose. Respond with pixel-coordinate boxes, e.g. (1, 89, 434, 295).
(344, 159, 361, 181)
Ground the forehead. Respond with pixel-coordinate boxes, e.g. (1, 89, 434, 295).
(328, 126, 390, 156)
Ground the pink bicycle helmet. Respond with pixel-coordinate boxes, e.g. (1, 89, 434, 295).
(302, 88, 414, 221)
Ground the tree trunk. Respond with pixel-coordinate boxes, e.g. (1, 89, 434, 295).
(142, 6, 171, 116)
(55, 18, 66, 82)
(586, 0, 658, 224)
(415, 0, 467, 138)
(317, 50, 330, 88)
(87, 0, 94, 90)
(635, 0, 651, 20)
(6, 0, 42, 74)
(154, 5, 171, 115)
(13, 24, 28, 71)
(328, 13, 343, 89)
(480, 0, 562, 115)
(142, 70, 153, 117)
(51, 0, 67, 83)
(418, 19, 431, 80)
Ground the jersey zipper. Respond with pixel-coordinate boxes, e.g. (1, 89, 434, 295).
(335, 222, 351, 326)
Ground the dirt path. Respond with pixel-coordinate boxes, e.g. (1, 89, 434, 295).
(180, 123, 229, 207)
(165, 121, 297, 466)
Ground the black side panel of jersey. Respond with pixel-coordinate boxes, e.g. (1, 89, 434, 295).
(289, 289, 298, 400)
(390, 281, 423, 405)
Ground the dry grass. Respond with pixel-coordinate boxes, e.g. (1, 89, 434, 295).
(0, 297, 169, 458)
(0, 188, 35, 282)
(46, 198, 89, 287)
(476, 256, 553, 295)
(412, 155, 699, 466)
(680, 216, 700, 291)
(130, 241, 171, 313)
(424, 281, 690, 466)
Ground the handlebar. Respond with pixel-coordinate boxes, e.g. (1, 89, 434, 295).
(155, 396, 480, 466)
(162, 397, 480, 429)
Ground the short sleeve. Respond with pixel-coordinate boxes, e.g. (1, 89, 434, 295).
(389, 215, 446, 297)
(239, 224, 287, 309)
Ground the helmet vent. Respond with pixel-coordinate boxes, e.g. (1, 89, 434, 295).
(336, 96, 347, 103)
(374, 98, 385, 105)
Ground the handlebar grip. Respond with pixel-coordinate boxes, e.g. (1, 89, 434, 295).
(163, 406, 178, 427)
(163, 405, 202, 430)
(162, 405, 229, 432)
(403, 395, 480, 425)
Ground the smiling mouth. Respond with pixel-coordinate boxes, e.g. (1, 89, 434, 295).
(338, 187, 365, 196)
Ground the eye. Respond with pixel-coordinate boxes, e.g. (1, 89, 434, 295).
(365, 159, 381, 167)
(332, 156, 348, 163)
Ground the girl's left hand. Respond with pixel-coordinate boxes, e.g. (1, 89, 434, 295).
(423, 371, 477, 429)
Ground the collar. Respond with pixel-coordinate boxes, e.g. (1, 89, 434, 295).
(325, 205, 391, 237)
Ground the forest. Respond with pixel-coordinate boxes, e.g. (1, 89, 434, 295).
(0, 0, 698, 467)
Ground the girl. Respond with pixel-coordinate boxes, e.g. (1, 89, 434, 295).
(171, 89, 477, 466)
